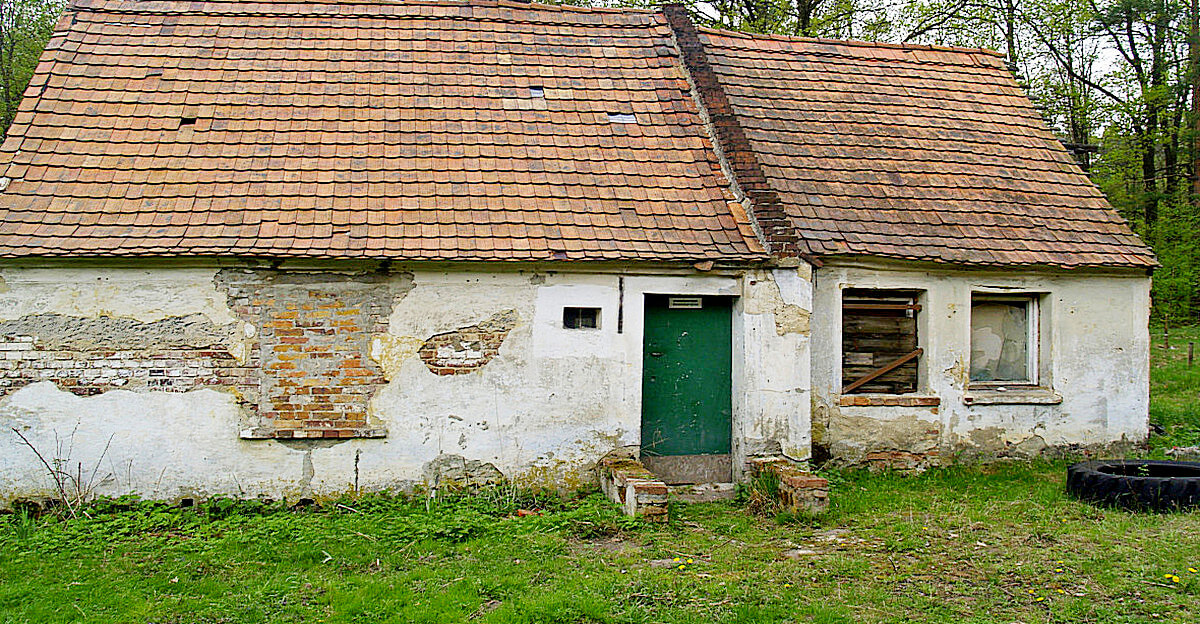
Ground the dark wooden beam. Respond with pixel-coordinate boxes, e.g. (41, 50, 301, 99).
(843, 303, 922, 312)
(842, 348, 923, 394)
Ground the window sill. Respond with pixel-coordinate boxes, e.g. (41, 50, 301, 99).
(839, 395, 940, 407)
(962, 387, 1061, 405)
(240, 427, 388, 439)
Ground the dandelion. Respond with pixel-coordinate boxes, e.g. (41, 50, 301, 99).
(1027, 589, 1037, 595)
(784, 583, 792, 588)
(1036, 597, 1046, 602)
(673, 557, 680, 563)
(1170, 575, 1181, 583)
(1056, 589, 1065, 594)
(687, 558, 694, 564)
(678, 565, 686, 570)
(1164, 574, 1174, 579)
(1190, 568, 1198, 573)
(1055, 568, 1063, 573)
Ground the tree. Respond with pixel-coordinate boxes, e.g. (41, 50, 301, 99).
(0, 0, 67, 137)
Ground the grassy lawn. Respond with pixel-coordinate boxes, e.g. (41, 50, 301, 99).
(1149, 323, 1200, 453)
(2, 329, 1199, 623)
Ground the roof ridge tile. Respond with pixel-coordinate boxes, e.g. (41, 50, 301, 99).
(696, 25, 1006, 63)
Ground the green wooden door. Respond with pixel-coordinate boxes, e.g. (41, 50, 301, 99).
(641, 295, 732, 458)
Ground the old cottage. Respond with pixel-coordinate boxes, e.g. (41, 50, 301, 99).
(0, 0, 1153, 503)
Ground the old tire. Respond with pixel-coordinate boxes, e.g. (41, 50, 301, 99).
(1067, 460, 1200, 511)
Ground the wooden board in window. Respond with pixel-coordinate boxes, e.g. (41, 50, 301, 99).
(842, 290, 919, 394)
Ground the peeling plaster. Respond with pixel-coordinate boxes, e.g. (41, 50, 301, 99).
(0, 313, 237, 352)
(418, 309, 518, 375)
(743, 270, 811, 336)
(369, 334, 425, 379)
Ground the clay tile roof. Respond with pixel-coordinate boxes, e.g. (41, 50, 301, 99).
(688, 26, 1156, 269)
(0, 0, 765, 262)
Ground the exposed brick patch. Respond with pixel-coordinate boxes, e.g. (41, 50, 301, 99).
(863, 449, 938, 473)
(418, 310, 517, 376)
(0, 314, 246, 397)
(747, 456, 829, 514)
(839, 395, 941, 407)
(217, 270, 398, 439)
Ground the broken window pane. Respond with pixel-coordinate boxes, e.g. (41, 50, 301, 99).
(970, 298, 1033, 383)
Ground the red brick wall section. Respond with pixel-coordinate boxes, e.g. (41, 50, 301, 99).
(418, 310, 517, 376)
(662, 4, 804, 259)
(217, 270, 394, 439)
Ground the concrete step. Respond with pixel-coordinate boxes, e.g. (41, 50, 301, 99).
(668, 482, 736, 503)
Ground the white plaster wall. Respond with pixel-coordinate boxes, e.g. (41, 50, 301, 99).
(810, 260, 1152, 462)
(0, 264, 812, 503)
(0, 267, 239, 325)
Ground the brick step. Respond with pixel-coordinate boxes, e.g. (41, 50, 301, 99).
(600, 455, 829, 520)
(747, 456, 829, 514)
(597, 456, 668, 522)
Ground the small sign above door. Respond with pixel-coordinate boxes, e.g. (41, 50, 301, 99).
(668, 296, 703, 309)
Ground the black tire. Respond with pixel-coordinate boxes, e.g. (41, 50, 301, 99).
(1067, 460, 1200, 511)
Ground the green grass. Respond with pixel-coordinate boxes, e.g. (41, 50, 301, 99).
(3, 470, 1198, 623)
(2, 328, 1199, 623)
(1149, 323, 1200, 451)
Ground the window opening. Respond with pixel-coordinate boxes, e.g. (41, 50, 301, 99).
(842, 289, 921, 394)
(563, 307, 601, 329)
(970, 295, 1038, 385)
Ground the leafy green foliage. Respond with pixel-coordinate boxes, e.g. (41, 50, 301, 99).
(0, 0, 65, 136)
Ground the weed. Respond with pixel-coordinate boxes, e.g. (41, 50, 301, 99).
(9, 508, 36, 542)
(737, 469, 782, 516)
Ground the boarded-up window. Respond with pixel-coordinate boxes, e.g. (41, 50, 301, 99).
(970, 295, 1037, 384)
(841, 290, 921, 394)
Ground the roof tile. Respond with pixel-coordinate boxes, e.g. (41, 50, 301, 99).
(689, 26, 1154, 268)
(0, 0, 764, 262)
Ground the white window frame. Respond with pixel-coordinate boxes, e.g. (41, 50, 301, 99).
(969, 293, 1039, 387)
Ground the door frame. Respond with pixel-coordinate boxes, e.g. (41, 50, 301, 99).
(621, 276, 745, 483)
(639, 293, 734, 483)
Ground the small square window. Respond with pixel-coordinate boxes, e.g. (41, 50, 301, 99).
(529, 86, 545, 98)
(563, 307, 600, 329)
(607, 112, 637, 124)
(970, 294, 1038, 385)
